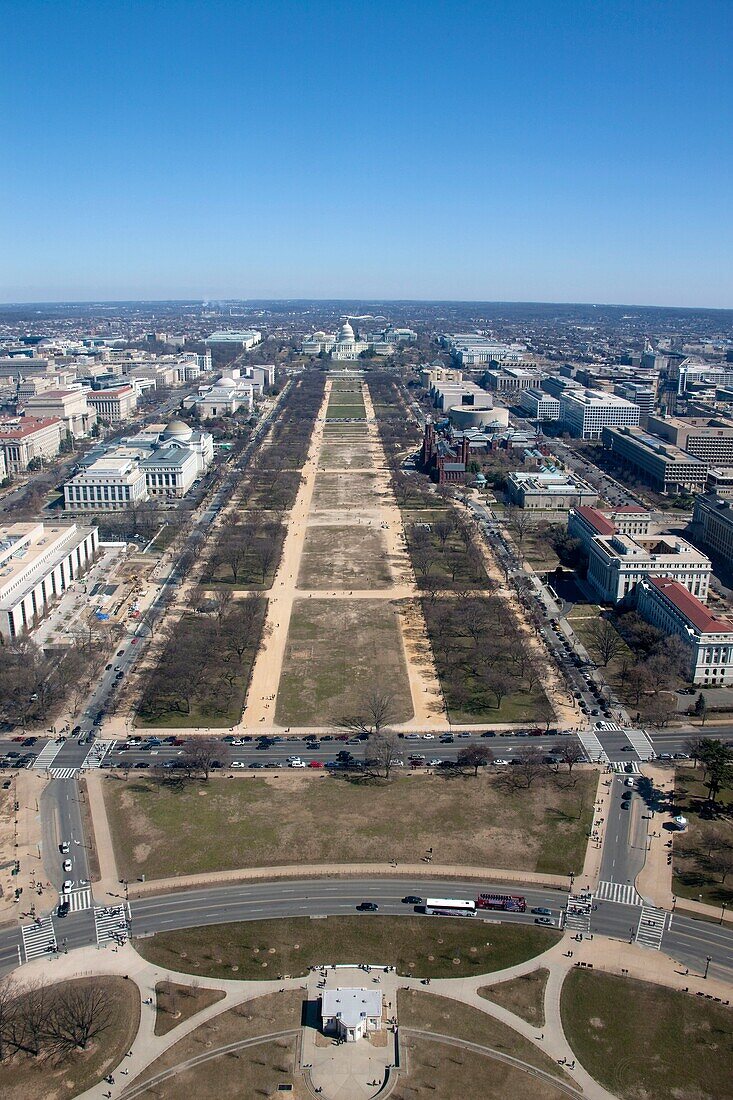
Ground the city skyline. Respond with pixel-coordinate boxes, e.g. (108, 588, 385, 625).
(3, 0, 732, 308)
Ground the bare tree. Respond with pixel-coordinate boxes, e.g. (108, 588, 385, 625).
(514, 745, 547, 789)
(47, 981, 115, 1053)
(370, 731, 402, 779)
(504, 506, 537, 551)
(556, 737, 585, 773)
(339, 691, 397, 738)
(182, 736, 219, 781)
(456, 743, 494, 776)
(586, 618, 625, 667)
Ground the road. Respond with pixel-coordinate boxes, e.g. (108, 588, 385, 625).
(2, 875, 732, 985)
(597, 774, 648, 891)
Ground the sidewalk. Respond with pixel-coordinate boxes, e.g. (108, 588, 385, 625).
(635, 763, 675, 908)
(84, 771, 120, 900)
(125, 861, 571, 899)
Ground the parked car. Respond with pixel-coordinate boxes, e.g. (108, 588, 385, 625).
(230, 761, 247, 768)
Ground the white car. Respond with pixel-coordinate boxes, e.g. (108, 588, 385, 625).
(61, 880, 73, 893)
(62, 859, 72, 872)
(230, 761, 247, 769)
(289, 760, 306, 768)
(60, 841, 70, 854)
(422, 734, 435, 740)
(428, 758, 443, 767)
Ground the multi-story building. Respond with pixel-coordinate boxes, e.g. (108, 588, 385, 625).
(0, 416, 62, 473)
(483, 366, 543, 394)
(86, 384, 138, 423)
(691, 494, 733, 570)
(637, 576, 733, 685)
(419, 366, 462, 389)
(205, 330, 262, 349)
(584, 528, 711, 604)
(614, 382, 655, 421)
(705, 468, 733, 499)
(23, 388, 97, 439)
(64, 455, 148, 511)
(518, 389, 561, 421)
(0, 450, 6, 482)
(602, 426, 707, 494)
(0, 521, 99, 639)
(559, 388, 640, 440)
(567, 505, 652, 551)
(645, 415, 733, 467)
(441, 334, 524, 366)
(505, 470, 598, 510)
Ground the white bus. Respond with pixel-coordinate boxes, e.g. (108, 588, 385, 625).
(424, 897, 476, 917)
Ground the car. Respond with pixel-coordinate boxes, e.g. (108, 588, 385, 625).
(22, 737, 37, 746)
(115, 671, 124, 679)
(60, 841, 70, 854)
(428, 758, 443, 767)
(347, 738, 361, 745)
(357, 901, 379, 911)
(402, 895, 422, 905)
(308, 760, 324, 768)
(249, 762, 265, 769)
(620, 745, 633, 752)
(286, 755, 302, 764)
(1, 779, 10, 789)
(439, 735, 454, 743)
(61, 857, 73, 872)
(658, 753, 673, 761)
(61, 880, 73, 893)
(117, 650, 125, 656)
(57, 900, 70, 918)
(534, 917, 553, 925)
(531, 906, 552, 916)
(625, 777, 636, 787)
(71, 725, 82, 735)
(481, 731, 496, 738)
(289, 760, 306, 768)
(105, 664, 113, 671)
(422, 733, 435, 740)
(230, 761, 247, 768)
(134, 761, 150, 769)
(131, 637, 138, 644)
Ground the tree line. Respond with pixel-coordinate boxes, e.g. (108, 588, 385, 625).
(0, 978, 113, 1062)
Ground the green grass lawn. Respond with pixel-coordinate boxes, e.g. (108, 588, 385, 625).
(560, 969, 733, 1100)
(103, 770, 595, 881)
(136, 917, 560, 981)
(672, 766, 733, 906)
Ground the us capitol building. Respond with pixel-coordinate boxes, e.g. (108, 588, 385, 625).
(302, 320, 416, 360)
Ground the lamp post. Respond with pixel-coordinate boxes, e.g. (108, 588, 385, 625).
(703, 955, 712, 980)
(720, 902, 727, 926)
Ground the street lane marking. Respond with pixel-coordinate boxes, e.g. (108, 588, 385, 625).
(33, 740, 63, 769)
(635, 904, 666, 949)
(49, 767, 79, 780)
(21, 915, 56, 961)
(595, 880, 643, 906)
(578, 732, 608, 763)
(624, 729, 656, 760)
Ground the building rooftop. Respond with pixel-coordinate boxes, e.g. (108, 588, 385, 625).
(0, 416, 61, 438)
(573, 505, 616, 536)
(321, 988, 381, 1028)
(647, 576, 733, 634)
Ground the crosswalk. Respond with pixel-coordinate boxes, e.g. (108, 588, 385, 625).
(595, 880, 643, 905)
(33, 740, 63, 770)
(65, 887, 93, 912)
(564, 892, 594, 933)
(612, 760, 642, 774)
(624, 729, 656, 760)
(578, 732, 608, 763)
(635, 904, 667, 949)
(81, 739, 116, 769)
(21, 915, 57, 961)
(49, 767, 79, 780)
(595, 720, 623, 732)
(94, 904, 129, 947)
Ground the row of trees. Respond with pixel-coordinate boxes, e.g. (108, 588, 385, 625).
(0, 978, 113, 1062)
(205, 514, 285, 586)
(138, 595, 267, 720)
(407, 510, 490, 590)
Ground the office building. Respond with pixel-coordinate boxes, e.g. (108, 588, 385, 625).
(205, 330, 262, 349)
(646, 415, 733, 467)
(23, 388, 97, 439)
(691, 494, 733, 570)
(483, 366, 543, 394)
(0, 521, 99, 639)
(440, 334, 524, 366)
(614, 382, 655, 420)
(572, 510, 708, 607)
(519, 389, 561, 421)
(301, 321, 414, 359)
(567, 505, 652, 552)
(86, 385, 138, 423)
(637, 576, 733, 686)
(184, 373, 255, 418)
(505, 470, 598, 510)
(559, 389, 640, 440)
(705, 468, 733, 499)
(64, 455, 148, 511)
(602, 426, 707, 494)
(0, 417, 62, 473)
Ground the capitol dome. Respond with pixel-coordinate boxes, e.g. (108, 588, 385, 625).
(217, 375, 237, 388)
(339, 321, 355, 341)
(162, 418, 193, 441)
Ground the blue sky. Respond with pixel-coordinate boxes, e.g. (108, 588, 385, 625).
(2, 0, 731, 306)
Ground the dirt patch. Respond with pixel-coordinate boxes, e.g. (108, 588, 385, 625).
(276, 597, 414, 726)
(298, 524, 393, 589)
(154, 981, 226, 1036)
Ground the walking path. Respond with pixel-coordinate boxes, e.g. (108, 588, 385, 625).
(239, 382, 332, 727)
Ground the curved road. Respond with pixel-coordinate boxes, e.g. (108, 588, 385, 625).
(1, 876, 732, 987)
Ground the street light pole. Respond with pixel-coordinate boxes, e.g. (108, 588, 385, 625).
(720, 903, 727, 926)
(703, 955, 712, 980)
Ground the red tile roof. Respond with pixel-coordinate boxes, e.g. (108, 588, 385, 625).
(574, 506, 615, 536)
(647, 576, 733, 634)
(0, 416, 61, 439)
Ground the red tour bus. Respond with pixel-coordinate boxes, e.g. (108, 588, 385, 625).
(476, 893, 527, 913)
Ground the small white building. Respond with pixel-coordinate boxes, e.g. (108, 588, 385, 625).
(0, 521, 99, 639)
(321, 988, 382, 1043)
(637, 576, 733, 685)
